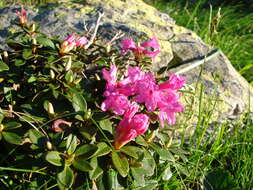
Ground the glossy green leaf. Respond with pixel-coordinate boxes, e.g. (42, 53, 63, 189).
(131, 167, 145, 186)
(72, 93, 87, 113)
(14, 59, 25, 66)
(66, 134, 77, 155)
(22, 49, 32, 60)
(0, 112, 4, 123)
(73, 158, 93, 172)
(75, 144, 98, 157)
(107, 168, 119, 190)
(45, 151, 62, 166)
(148, 142, 175, 161)
(2, 132, 22, 145)
(57, 165, 74, 189)
(135, 135, 148, 147)
(28, 129, 45, 148)
(28, 76, 36, 83)
(140, 149, 156, 176)
(89, 157, 103, 180)
(92, 142, 111, 157)
(65, 70, 74, 83)
(0, 61, 9, 72)
(99, 119, 112, 134)
(111, 151, 129, 177)
(37, 37, 55, 49)
(4, 121, 22, 130)
(120, 146, 141, 159)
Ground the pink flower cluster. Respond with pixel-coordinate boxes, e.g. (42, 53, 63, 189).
(16, 8, 27, 26)
(60, 34, 88, 54)
(101, 65, 185, 149)
(121, 36, 160, 61)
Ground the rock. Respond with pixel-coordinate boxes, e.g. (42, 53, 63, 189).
(0, 0, 252, 129)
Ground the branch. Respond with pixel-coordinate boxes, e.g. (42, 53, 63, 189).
(85, 12, 104, 50)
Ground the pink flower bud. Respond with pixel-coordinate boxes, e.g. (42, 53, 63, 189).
(16, 8, 27, 25)
(60, 34, 77, 54)
(114, 113, 149, 149)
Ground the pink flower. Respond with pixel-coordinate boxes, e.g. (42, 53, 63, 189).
(142, 36, 160, 60)
(159, 74, 186, 90)
(134, 73, 159, 112)
(101, 93, 130, 115)
(121, 36, 160, 61)
(114, 105, 149, 149)
(60, 35, 88, 54)
(121, 39, 136, 55)
(76, 36, 88, 47)
(16, 8, 27, 25)
(102, 65, 117, 84)
(52, 119, 72, 132)
(158, 101, 185, 128)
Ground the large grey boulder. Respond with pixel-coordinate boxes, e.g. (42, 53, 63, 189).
(0, 0, 252, 128)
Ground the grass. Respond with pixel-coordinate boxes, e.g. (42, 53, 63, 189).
(144, 1, 253, 189)
(146, 0, 253, 85)
(0, 0, 253, 189)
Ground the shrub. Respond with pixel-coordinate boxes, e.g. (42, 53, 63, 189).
(0, 8, 186, 189)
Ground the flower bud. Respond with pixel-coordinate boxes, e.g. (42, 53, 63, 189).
(65, 56, 72, 71)
(46, 141, 53, 150)
(47, 102, 55, 115)
(32, 38, 37, 45)
(50, 70, 55, 79)
(3, 51, 8, 59)
(31, 23, 36, 32)
(0, 124, 4, 132)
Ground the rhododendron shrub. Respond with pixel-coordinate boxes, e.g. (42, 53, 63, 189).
(0, 8, 186, 189)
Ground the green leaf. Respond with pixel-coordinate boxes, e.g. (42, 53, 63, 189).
(148, 142, 175, 161)
(99, 119, 112, 134)
(174, 163, 189, 176)
(75, 144, 98, 158)
(2, 132, 22, 145)
(111, 151, 129, 177)
(45, 151, 62, 166)
(22, 49, 32, 60)
(14, 59, 25, 66)
(4, 121, 22, 130)
(0, 61, 9, 72)
(57, 165, 74, 189)
(131, 168, 145, 186)
(65, 70, 74, 83)
(89, 157, 103, 180)
(28, 129, 45, 148)
(28, 76, 36, 83)
(92, 142, 111, 157)
(66, 134, 78, 155)
(120, 146, 141, 159)
(140, 149, 156, 176)
(139, 180, 158, 190)
(106, 168, 123, 190)
(0, 112, 4, 123)
(162, 166, 172, 181)
(73, 158, 93, 172)
(72, 93, 87, 113)
(135, 135, 148, 147)
(37, 37, 55, 49)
